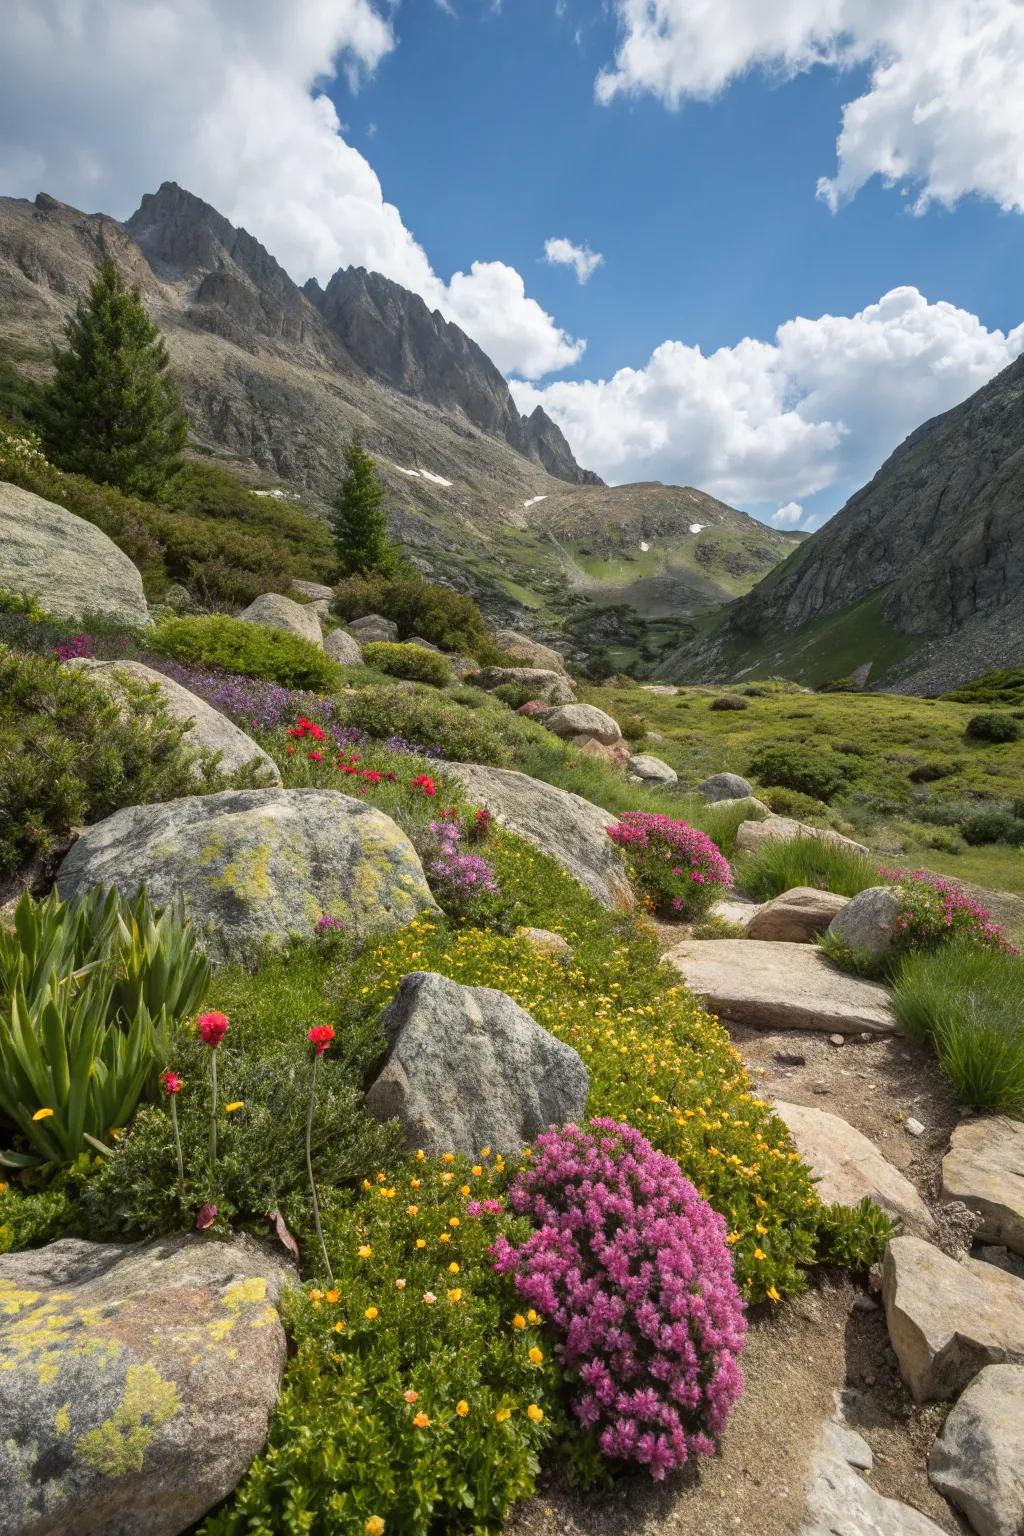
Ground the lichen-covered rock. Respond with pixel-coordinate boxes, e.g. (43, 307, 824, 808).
(70, 660, 281, 786)
(56, 789, 437, 962)
(827, 886, 902, 962)
(474, 667, 574, 705)
(928, 1364, 1024, 1536)
(446, 762, 633, 909)
(492, 629, 569, 674)
(0, 482, 150, 630)
(0, 1234, 293, 1536)
(347, 613, 398, 643)
(541, 703, 622, 744)
(696, 771, 753, 802)
(626, 753, 678, 786)
(236, 592, 323, 647)
(365, 971, 589, 1156)
(323, 628, 363, 667)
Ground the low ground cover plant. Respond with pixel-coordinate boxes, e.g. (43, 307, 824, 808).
(332, 573, 510, 665)
(747, 741, 856, 803)
(891, 941, 1024, 1113)
(362, 641, 452, 686)
(150, 615, 342, 691)
(736, 835, 879, 901)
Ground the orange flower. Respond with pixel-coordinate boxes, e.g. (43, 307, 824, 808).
(364, 1306, 379, 1321)
(512, 1314, 526, 1330)
(412, 1411, 430, 1428)
(455, 1400, 469, 1417)
(325, 1289, 340, 1305)
(528, 1346, 544, 1365)
(358, 1245, 372, 1259)
(404, 1390, 419, 1404)
(366, 1519, 385, 1536)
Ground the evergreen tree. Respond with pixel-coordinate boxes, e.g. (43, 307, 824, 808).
(41, 259, 186, 497)
(329, 434, 400, 576)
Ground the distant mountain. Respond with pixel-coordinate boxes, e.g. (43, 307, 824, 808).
(656, 352, 1024, 693)
(0, 181, 793, 655)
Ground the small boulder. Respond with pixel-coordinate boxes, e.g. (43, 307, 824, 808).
(70, 659, 281, 786)
(161, 582, 194, 612)
(364, 971, 589, 1156)
(942, 1117, 1024, 1256)
(475, 667, 575, 705)
(696, 772, 753, 802)
(519, 927, 572, 957)
(705, 795, 771, 819)
(237, 592, 323, 648)
(928, 1363, 1024, 1536)
(56, 788, 437, 962)
(0, 481, 150, 630)
(448, 656, 480, 679)
(290, 580, 334, 601)
(664, 940, 895, 1035)
(882, 1235, 1024, 1401)
(347, 613, 399, 643)
(323, 628, 364, 667)
(446, 762, 633, 909)
(0, 1234, 292, 1536)
(774, 1100, 935, 1237)
(747, 887, 849, 943)
(735, 815, 869, 858)
(802, 1421, 947, 1536)
(406, 635, 440, 652)
(305, 599, 331, 620)
(576, 737, 631, 769)
(626, 753, 678, 786)
(826, 886, 902, 963)
(492, 629, 569, 674)
(541, 703, 622, 745)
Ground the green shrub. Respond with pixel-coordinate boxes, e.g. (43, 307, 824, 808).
(736, 835, 878, 902)
(710, 695, 748, 712)
(361, 641, 452, 687)
(492, 682, 536, 710)
(960, 808, 1024, 847)
(334, 686, 549, 766)
(0, 647, 222, 874)
(0, 888, 209, 1167)
(149, 615, 341, 691)
(892, 942, 1024, 1113)
(908, 761, 957, 783)
(332, 574, 509, 665)
(618, 712, 648, 741)
(748, 742, 855, 803)
(964, 712, 1020, 744)
(945, 669, 1024, 708)
(761, 786, 831, 822)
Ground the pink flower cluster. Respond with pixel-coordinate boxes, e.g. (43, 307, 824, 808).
(606, 811, 731, 918)
(491, 1120, 747, 1481)
(425, 815, 500, 908)
(880, 867, 1019, 954)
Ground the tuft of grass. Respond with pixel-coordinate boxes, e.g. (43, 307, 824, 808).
(892, 942, 1024, 1113)
(736, 835, 879, 902)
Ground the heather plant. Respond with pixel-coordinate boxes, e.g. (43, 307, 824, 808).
(492, 1120, 746, 1480)
(606, 811, 730, 918)
(420, 813, 502, 923)
(149, 614, 342, 691)
(879, 867, 1018, 956)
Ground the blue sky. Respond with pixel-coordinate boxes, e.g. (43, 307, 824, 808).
(3, 0, 1023, 527)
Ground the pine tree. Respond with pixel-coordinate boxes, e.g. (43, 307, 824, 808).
(329, 434, 400, 576)
(41, 259, 186, 498)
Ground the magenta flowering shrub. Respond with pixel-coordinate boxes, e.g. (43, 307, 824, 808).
(423, 813, 501, 920)
(606, 811, 731, 919)
(880, 867, 1019, 955)
(53, 634, 94, 661)
(491, 1120, 747, 1481)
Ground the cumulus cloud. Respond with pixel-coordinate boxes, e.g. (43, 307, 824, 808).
(511, 287, 1024, 507)
(597, 1, 1024, 214)
(0, 0, 582, 377)
(772, 502, 805, 526)
(544, 236, 604, 283)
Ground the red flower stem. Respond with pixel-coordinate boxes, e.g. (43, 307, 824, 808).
(170, 1094, 185, 1202)
(305, 1051, 334, 1284)
(209, 1048, 218, 1179)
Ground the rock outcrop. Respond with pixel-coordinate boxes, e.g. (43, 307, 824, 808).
(365, 971, 589, 1156)
(347, 614, 399, 643)
(56, 788, 437, 961)
(541, 703, 622, 745)
(802, 1421, 947, 1535)
(237, 592, 323, 647)
(474, 667, 575, 705)
(735, 816, 869, 858)
(492, 630, 569, 674)
(0, 482, 150, 630)
(942, 1117, 1024, 1256)
(928, 1363, 1024, 1536)
(665, 940, 895, 1034)
(0, 1234, 293, 1536)
(323, 628, 363, 667)
(747, 887, 849, 943)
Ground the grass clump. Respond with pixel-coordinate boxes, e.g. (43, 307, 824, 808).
(892, 942, 1024, 1113)
(736, 835, 879, 902)
(150, 614, 342, 691)
(361, 641, 452, 687)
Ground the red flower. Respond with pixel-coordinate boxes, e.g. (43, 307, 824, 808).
(308, 1024, 336, 1056)
(288, 716, 326, 742)
(308, 750, 324, 762)
(161, 1070, 183, 1096)
(195, 1203, 218, 1230)
(411, 774, 437, 797)
(197, 1011, 229, 1049)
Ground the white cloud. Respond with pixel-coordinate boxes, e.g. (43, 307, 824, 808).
(0, 0, 582, 378)
(545, 236, 604, 283)
(772, 502, 805, 526)
(597, 1, 1024, 215)
(511, 286, 1024, 507)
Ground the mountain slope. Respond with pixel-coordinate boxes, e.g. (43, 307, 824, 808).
(0, 181, 793, 649)
(657, 353, 1024, 692)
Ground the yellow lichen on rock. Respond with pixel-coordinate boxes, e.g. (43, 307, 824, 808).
(74, 1363, 180, 1477)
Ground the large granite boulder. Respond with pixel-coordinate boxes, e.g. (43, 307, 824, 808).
(883, 1236, 1024, 1401)
(929, 1364, 1024, 1536)
(802, 1422, 947, 1536)
(665, 940, 895, 1035)
(541, 703, 622, 745)
(626, 753, 678, 786)
(474, 667, 574, 705)
(347, 613, 398, 643)
(735, 815, 869, 858)
(747, 886, 849, 943)
(774, 1101, 935, 1238)
(826, 886, 902, 963)
(696, 772, 754, 803)
(56, 789, 437, 962)
(942, 1117, 1024, 1257)
(492, 629, 569, 674)
(323, 628, 363, 667)
(445, 762, 633, 909)
(0, 1234, 293, 1536)
(0, 482, 150, 630)
(70, 660, 281, 785)
(365, 971, 589, 1156)
(236, 593, 322, 647)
